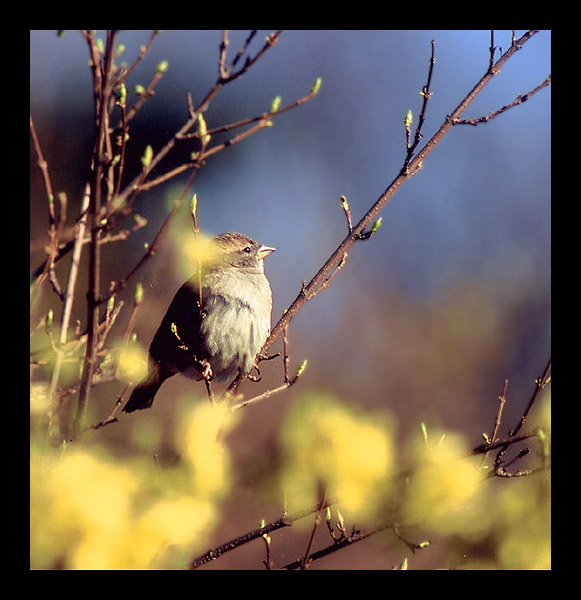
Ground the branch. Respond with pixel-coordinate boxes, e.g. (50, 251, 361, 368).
(75, 30, 119, 438)
(218, 30, 283, 84)
(299, 487, 327, 569)
(509, 356, 551, 437)
(31, 31, 314, 287)
(281, 521, 394, 570)
(402, 39, 435, 173)
(261, 31, 543, 359)
(472, 356, 551, 478)
(30, 116, 65, 297)
(48, 185, 91, 400)
(452, 75, 551, 126)
(189, 497, 335, 569)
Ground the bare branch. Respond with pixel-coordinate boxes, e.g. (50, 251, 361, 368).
(260, 31, 543, 359)
(509, 357, 551, 437)
(452, 75, 551, 126)
(189, 497, 335, 569)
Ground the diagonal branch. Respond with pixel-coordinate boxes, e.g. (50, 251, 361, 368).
(260, 30, 543, 358)
(189, 497, 335, 569)
(452, 75, 551, 126)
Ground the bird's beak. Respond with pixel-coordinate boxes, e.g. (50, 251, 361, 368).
(257, 245, 276, 260)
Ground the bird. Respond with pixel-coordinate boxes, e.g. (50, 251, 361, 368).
(123, 232, 275, 412)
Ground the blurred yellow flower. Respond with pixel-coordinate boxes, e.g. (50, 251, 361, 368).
(134, 497, 217, 569)
(493, 474, 550, 569)
(180, 400, 238, 500)
(30, 448, 138, 569)
(117, 342, 149, 382)
(30, 401, 236, 570)
(402, 432, 488, 535)
(280, 393, 394, 520)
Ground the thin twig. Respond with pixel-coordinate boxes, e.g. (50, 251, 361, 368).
(189, 497, 335, 569)
(479, 379, 508, 467)
(282, 521, 394, 570)
(103, 167, 200, 303)
(230, 30, 257, 71)
(402, 39, 436, 173)
(30, 115, 62, 296)
(509, 357, 551, 437)
(300, 487, 327, 569)
(472, 430, 538, 454)
(48, 185, 91, 400)
(219, 30, 283, 84)
(229, 361, 306, 412)
(122, 30, 162, 81)
(488, 30, 496, 74)
(452, 75, 551, 126)
(29, 116, 55, 222)
(283, 326, 290, 383)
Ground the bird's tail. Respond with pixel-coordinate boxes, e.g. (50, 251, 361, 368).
(123, 368, 168, 412)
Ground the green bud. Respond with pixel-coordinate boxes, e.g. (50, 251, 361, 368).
(270, 95, 282, 113)
(325, 507, 332, 523)
(96, 38, 104, 54)
(118, 83, 127, 107)
(134, 282, 144, 305)
(418, 540, 431, 549)
(58, 192, 67, 211)
(116, 131, 129, 146)
(340, 195, 349, 211)
(45, 309, 53, 328)
(311, 77, 322, 95)
(537, 428, 550, 458)
(117, 43, 125, 55)
(134, 84, 146, 96)
(141, 144, 153, 168)
(399, 558, 408, 570)
(156, 60, 169, 74)
(197, 113, 211, 145)
(404, 110, 413, 128)
(190, 194, 198, 217)
(197, 113, 207, 137)
(421, 422, 428, 442)
(296, 359, 308, 376)
(371, 217, 382, 235)
(336, 509, 345, 531)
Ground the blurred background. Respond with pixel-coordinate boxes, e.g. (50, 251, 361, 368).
(30, 30, 551, 569)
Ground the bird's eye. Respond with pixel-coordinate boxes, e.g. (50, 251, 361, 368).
(243, 246, 252, 253)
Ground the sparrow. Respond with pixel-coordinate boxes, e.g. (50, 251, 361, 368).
(123, 232, 274, 412)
